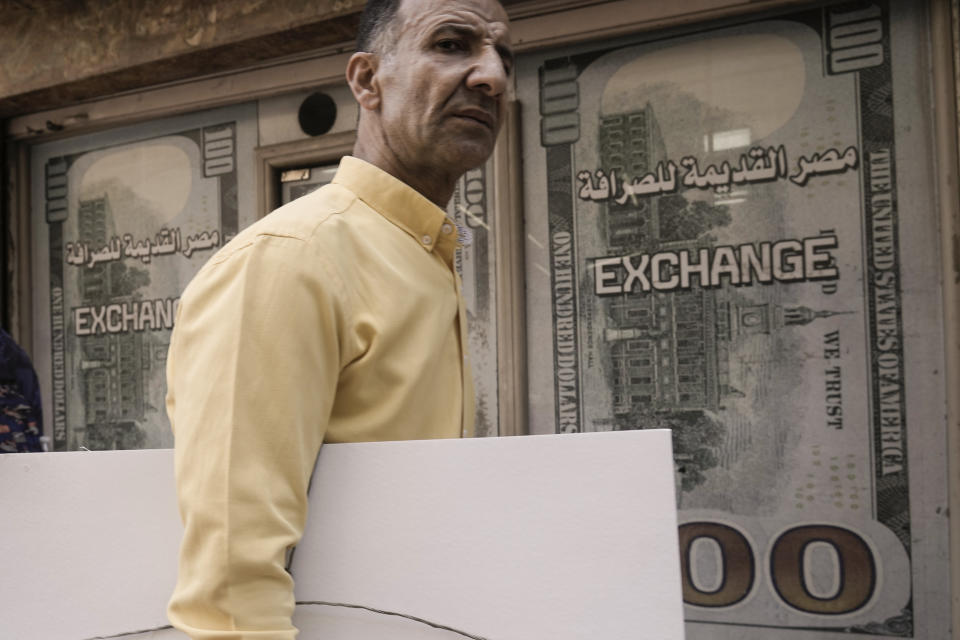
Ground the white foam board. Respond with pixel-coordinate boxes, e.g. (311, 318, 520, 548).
(0, 449, 180, 640)
(1, 430, 683, 640)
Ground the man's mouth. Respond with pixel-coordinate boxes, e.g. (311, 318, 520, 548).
(452, 107, 495, 130)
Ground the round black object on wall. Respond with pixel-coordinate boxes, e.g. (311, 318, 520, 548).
(298, 92, 338, 137)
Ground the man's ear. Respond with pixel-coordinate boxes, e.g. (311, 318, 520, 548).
(346, 52, 381, 111)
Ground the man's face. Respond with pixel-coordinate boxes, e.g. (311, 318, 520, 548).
(374, 0, 513, 178)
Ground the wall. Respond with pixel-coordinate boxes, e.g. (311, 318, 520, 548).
(0, 0, 364, 117)
(0, 0, 562, 119)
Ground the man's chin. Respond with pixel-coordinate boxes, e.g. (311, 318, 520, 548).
(442, 139, 497, 174)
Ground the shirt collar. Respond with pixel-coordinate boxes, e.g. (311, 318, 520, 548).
(333, 156, 458, 263)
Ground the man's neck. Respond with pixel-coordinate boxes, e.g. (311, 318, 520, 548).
(352, 134, 456, 209)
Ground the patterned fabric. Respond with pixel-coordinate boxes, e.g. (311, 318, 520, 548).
(0, 329, 44, 453)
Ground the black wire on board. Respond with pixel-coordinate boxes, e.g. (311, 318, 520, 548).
(297, 601, 490, 640)
(78, 601, 491, 640)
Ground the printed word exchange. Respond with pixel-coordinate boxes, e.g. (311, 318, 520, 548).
(593, 235, 839, 295)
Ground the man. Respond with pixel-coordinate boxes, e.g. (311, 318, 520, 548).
(165, 0, 513, 637)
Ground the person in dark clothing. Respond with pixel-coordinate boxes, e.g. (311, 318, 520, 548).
(0, 328, 43, 453)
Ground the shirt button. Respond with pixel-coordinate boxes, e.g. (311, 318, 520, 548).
(421, 234, 432, 245)
(442, 223, 454, 235)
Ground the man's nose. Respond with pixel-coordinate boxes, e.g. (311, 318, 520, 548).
(466, 45, 508, 97)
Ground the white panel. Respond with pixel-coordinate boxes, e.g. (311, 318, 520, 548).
(0, 430, 683, 640)
(0, 449, 180, 640)
(291, 430, 684, 640)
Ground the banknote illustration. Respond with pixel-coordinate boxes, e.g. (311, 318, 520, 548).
(519, 2, 949, 637)
(449, 163, 500, 437)
(32, 103, 258, 452)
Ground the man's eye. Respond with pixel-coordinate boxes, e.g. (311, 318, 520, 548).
(436, 39, 465, 52)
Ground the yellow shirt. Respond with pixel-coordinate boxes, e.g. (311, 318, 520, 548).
(166, 156, 475, 639)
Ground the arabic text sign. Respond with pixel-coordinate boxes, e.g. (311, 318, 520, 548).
(575, 143, 857, 202)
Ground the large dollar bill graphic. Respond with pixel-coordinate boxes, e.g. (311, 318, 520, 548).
(518, 2, 950, 637)
(449, 163, 500, 438)
(31, 104, 258, 452)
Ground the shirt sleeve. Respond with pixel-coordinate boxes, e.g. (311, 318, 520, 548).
(166, 233, 347, 639)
